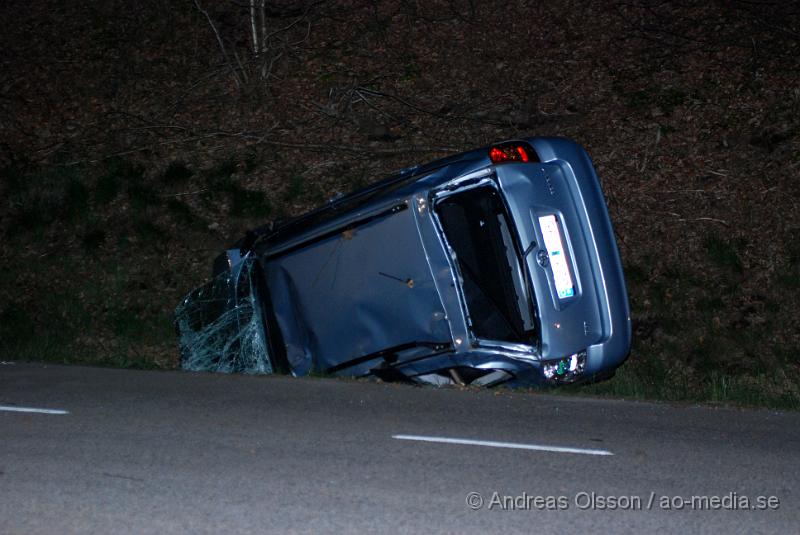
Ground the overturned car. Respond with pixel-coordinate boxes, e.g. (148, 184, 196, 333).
(175, 138, 631, 387)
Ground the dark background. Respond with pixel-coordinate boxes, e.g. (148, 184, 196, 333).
(1, 0, 798, 407)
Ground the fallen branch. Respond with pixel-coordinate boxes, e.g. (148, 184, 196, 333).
(159, 189, 210, 198)
(663, 211, 730, 226)
(64, 130, 462, 166)
(192, 0, 244, 90)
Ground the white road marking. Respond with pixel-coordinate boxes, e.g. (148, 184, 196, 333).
(392, 434, 613, 456)
(0, 405, 69, 415)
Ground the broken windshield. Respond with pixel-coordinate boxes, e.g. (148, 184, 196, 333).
(436, 186, 535, 344)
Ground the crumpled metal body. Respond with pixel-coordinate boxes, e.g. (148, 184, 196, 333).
(175, 137, 632, 387)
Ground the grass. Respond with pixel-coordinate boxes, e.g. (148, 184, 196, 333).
(0, 253, 178, 369)
(704, 235, 743, 274)
(0, 283, 91, 363)
(230, 188, 271, 218)
(162, 161, 193, 183)
(553, 364, 800, 410)
(4, 163, 90, 233)
(591, 250, 800, 410)
(622, 85, 689, 117)
(205, 158, 237, 189)
(0, 155, 188, 369)
(282, 174, 305, 203)
(166, 198, 207, 230)
(198, 156, 272, 218)
(95, 171, 121, 205)
(97, 158, 144, 206)
(134, 219, 165, 242)
(81, 226, 107, 251)
(127, 181, 159, 211)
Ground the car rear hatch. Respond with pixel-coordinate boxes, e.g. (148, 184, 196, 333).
(495, 160, 610, 362)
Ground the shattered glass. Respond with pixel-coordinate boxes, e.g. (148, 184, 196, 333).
(175, 253, 273, 374)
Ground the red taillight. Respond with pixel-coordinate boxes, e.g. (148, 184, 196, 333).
(489, 147, 509, 162)
(488, 142, 538, 164)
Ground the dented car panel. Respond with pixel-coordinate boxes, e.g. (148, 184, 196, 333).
(264, 203, 452, 376)
(176, 137, 631, 386)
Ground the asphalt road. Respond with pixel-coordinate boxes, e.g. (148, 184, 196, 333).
(1, 362, 798, 534)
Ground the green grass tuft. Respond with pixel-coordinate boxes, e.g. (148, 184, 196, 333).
(231, 188, 271, 218)
(704, 236, 743, 273)
(81, 227, 107, 251)
(127, 181, 160, 211)
(162, 161, 193, 183)
(282, 175, 305, 203)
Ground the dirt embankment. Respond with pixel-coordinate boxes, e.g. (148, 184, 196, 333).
(1, 0, 798, 406)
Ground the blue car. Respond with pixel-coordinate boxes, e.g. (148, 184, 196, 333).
(175, 138, 631, 387)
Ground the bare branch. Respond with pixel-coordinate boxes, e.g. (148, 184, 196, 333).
(250, 0, 259, 54)
(231, 46, 249, 85)
(64, 129, 462, 167)
(192, 0, 243, 90)
(260, 0, 267, 53)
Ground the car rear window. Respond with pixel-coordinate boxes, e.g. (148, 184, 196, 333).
(436, 186, 535, 344)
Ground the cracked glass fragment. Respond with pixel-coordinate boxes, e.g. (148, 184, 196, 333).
(175, 253, 272, 374)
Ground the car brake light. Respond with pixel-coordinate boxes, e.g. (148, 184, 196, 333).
(488, 142, 539, 164)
